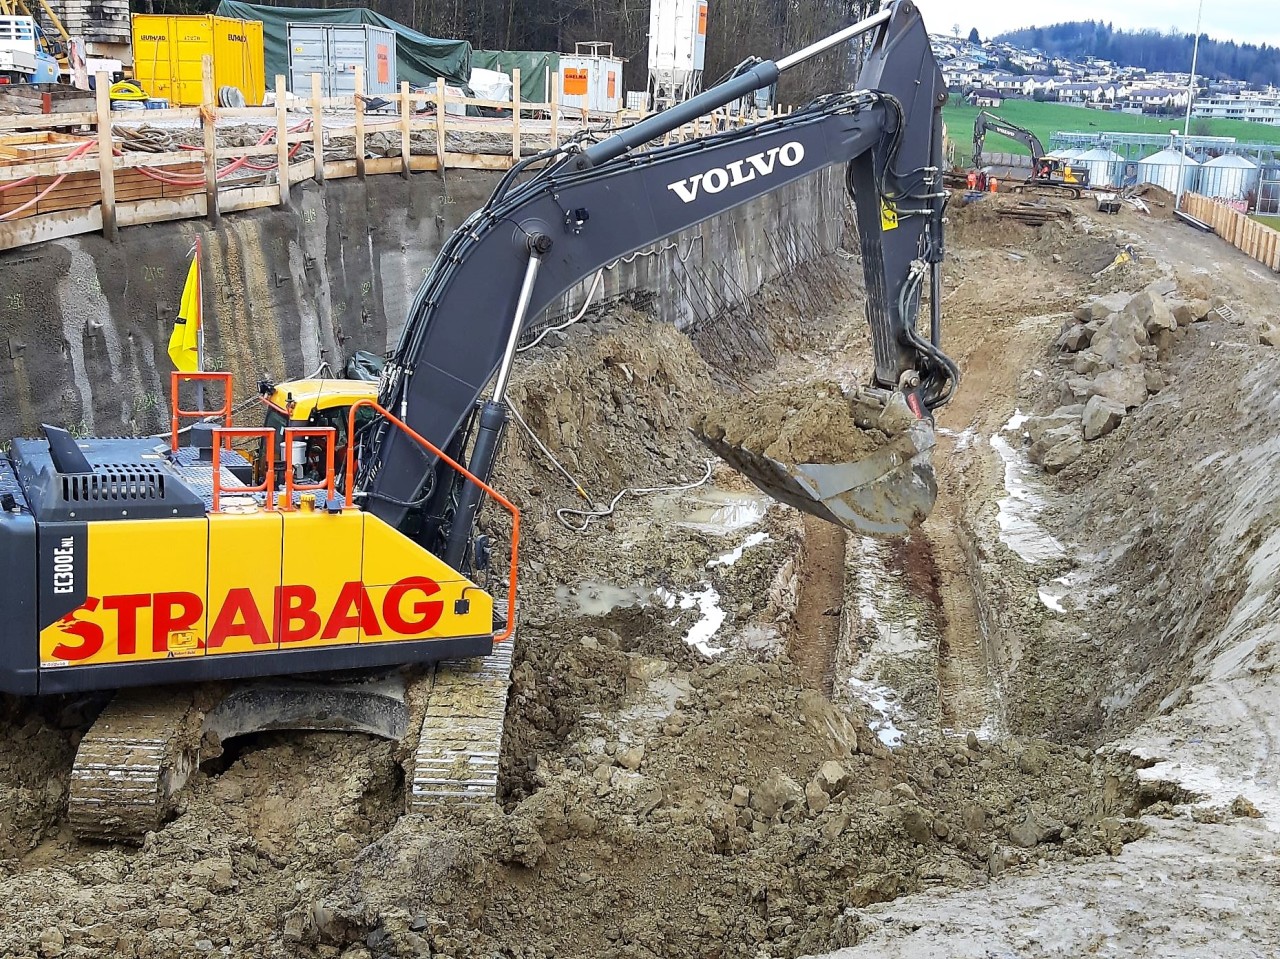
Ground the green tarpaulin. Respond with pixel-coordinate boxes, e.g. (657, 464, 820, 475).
(471, 50, 559, 104)
(215, 1, 471, 87)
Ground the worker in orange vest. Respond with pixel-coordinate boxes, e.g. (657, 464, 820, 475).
(989, 176, 999, 193)
(967, 171, 977, 190)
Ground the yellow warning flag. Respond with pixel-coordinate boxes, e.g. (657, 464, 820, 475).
(167, 254, 201, 372)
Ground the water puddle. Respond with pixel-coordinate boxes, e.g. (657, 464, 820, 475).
(656, 585, 727, 656)
(707, 531, 770, 568)
(554, 581, 650, 616)
(990, 412, 1066, 565)
(848, 678, 908, 748)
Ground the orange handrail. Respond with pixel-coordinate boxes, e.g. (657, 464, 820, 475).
(170, 371, 233, 453)
(211, 427, 275, 513)
(282, 426, 337, 506)
(344, 400, 520, 644)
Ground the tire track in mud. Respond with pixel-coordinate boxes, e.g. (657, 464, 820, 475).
(790, 515, 847, 696)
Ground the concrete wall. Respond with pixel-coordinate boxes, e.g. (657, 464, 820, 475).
(0, 166, 844, 439)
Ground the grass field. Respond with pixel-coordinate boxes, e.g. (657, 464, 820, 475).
(944, 98, 1280, 161)
(1253, 215, 1280, 231)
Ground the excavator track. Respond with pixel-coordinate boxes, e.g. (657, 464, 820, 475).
(68, 690, 203, 843)
(1012, 181, 1083, 200)
(407, 637, 515, 811)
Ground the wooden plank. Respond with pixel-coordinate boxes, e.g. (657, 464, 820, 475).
(0, 206, 103, 251)
(400, 82, 412, 179)
(355, 64, 366, 180)
(550, 72, 559, 147)
(325, 160, 358, 179)
(435, 78, 447, 171)
(408, 155, 440, 172)
(220, 185, 280, 213)
(94, 73, 116, 241)
(111, 107, 203, 122)
(117, 194, 206, 228)
(290, 158, 316, 184)
(0, 111, 98, 132)
(202, 56, 220, 224)
(363, 157, 402, 176)
(311, 73, 325, 184)
(445, 153, 517, 171)
(512, 68, 521, 163)
(276, 75, 290, 208)
(212, 108, 279, 120)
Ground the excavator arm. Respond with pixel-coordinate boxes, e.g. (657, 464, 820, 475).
(972, 110, 1045, 169)
(357, 0, 954, 567)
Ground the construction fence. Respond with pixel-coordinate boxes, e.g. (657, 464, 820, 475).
(1181, 192, 1280, 274)
(0, 56, 798, 253)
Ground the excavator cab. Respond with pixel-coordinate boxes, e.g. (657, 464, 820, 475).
(255, 379, 380, 488)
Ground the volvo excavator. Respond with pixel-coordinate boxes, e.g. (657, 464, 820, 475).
(971, 110, 1091, 198)
(0, 0, 956, 841)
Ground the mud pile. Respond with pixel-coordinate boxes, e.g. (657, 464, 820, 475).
(694, 383, 917, 465)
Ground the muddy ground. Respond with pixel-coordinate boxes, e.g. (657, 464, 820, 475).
(1, 193, 1278, 958)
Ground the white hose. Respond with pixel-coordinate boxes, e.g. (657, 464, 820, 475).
(555, 460, 715, 533)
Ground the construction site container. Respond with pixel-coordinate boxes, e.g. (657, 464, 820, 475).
(286, 23, 396, 98)
(1074, 147, 1123, 188)
(559, 42, 623, 115)
(1136, 148, 1200, 194)
(131, 14, 265, 106)
(648, 0, 707, 105)
(1199, 154, 1260, 201)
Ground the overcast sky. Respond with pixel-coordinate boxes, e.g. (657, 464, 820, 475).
(911, 0, 1280, 49)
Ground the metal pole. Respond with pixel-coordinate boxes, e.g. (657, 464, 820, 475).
(1176, 0, 1205, 210)
(775, 7, 893, 72)
(491, 235, 550, 403)
(195, 234, 206, 412)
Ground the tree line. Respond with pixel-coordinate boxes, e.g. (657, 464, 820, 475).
(997, 21, 1280, 88)
(146, 0, 883, 102)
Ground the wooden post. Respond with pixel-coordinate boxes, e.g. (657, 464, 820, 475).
(549, 70, 559, 147)
(354, 63, 366, 180)
(275, 75, 291, 207)
(400, 80, 412, 178)
(94, 71, 116, 241)
(311, 72, 325, 184)
(435, 77, 447, 170)
(202, 55, 220, 224)
(511, 67, 521, 163)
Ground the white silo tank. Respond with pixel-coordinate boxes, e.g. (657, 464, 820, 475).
(1051, 147, 1083, 161)
(1136, 148, 1200, 194)
(1074, 147, 1123, 188)
(1200, 154, 1260, 201)
(648, 0, 708, 105)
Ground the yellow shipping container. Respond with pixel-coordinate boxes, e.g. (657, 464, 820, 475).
(131, 14, 265, 107)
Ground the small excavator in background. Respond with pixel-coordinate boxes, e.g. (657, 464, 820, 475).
(971, 110, 1091, 198)
(0, 0, 956, 841)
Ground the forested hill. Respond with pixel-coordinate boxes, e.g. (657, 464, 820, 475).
(996, 22, 1280, 87)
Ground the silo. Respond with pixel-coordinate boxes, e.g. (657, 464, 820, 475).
(1136, 148, 1200, 194)
(1199, 154, 1261, 201)
(1073, 147, 1123, 188)
(1049, 147, 1083, 161)
(648, 0, 708, 106)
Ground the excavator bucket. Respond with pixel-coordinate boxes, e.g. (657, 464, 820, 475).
(693, 394, 938, 536)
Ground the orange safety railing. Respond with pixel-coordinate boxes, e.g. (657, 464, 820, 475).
(211, 428, 275, 513)
(344, 400, 520, 644)
(282, 426, 337, 506)
(170, 371, 234, 452)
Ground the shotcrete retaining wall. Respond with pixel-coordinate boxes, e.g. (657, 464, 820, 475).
(0, 166, 844, 438)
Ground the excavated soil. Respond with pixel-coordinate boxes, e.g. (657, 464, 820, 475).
(695, 383, 915, 464)
(2, 191, 1278, 958)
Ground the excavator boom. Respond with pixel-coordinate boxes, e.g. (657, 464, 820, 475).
(359, 0, 954, 562)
